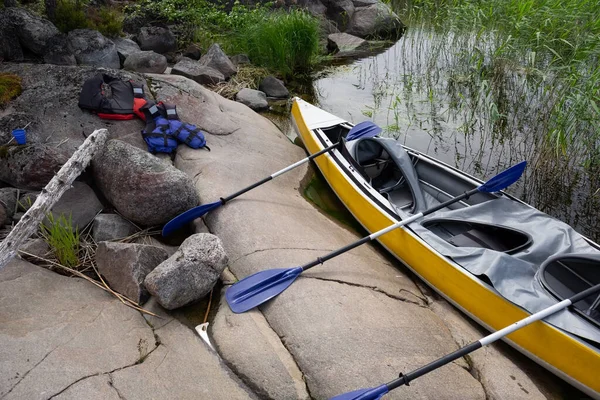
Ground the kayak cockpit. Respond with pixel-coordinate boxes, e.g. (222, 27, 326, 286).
(540, 255, 600, 327)
(422, 219, 533, 254)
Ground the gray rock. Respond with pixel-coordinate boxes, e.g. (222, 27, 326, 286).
(96, 242, 169, 303)
(19, 238, 50, 258)
(0, 259, 157, 400)
(345, 2, 405, 39)
(235, 88, 268, 111)
(43, 34, 76, 65)
(0, 144, 68, 190)
(261, 278, 486, 399)
(92, 139, 199, 227)
(113, 37, 142, 65)
(171, 57, 225, 85)
(258, 75, 289, 98)
(0, 188, 18, 224)
(67, 29, 120, 69)
(182, 43, 202, 60)
(212, 291, 311, 400)
(51, 375, 121, 400)
(124, 51, 167, 74)
(327, 32, 369, 54)
(4, 7, 59, 56)
(109, 311, 255, 400)
(137, 26, 177, 54)
(46, 182, 103, 231)
(92, 213, 137, 242)
(144, 233, 228, 310)
(229, 54, 250, 67)
(199, 43, 237, 80)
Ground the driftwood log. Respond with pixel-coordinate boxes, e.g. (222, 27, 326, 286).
(0, 129, 108, 271)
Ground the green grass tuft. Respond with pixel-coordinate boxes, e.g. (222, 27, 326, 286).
(40, 213, 80, 268)
(231, 10, 320, 79)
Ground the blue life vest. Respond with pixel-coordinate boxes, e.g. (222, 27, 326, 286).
(141, 102, 209, 154)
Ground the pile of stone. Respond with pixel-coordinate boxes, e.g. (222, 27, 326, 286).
(0, 135, 228, 310)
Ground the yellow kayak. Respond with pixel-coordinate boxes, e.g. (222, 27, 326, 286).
(291, 97, 600, 399)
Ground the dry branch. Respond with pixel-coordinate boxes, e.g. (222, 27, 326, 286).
(0, 129, 109, 270)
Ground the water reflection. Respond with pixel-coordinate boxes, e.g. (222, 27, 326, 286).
(312, 27, 600, 241)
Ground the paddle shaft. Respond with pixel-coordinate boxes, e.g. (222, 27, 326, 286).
(221, 143, 339, 204)
(383, 283, 600, 391)
(301, 188, 478, 271)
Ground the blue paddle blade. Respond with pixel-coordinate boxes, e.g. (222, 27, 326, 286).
(329, 385, 389, 400)
(226, 267, 303, 313)
(346, 121, 382, 141)
(478, 161, 527, 193)
(162, 200, 222, 236)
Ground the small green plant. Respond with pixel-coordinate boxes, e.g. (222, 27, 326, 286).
(54, 0, 89, 33)
(0, 73, 22, 107)
(40, 213, 80, 268)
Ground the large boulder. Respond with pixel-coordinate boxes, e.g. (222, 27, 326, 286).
(199, 44, 237, 80)
(136, 26, 177, 54)
(124, 51, 167, 74)
(67, 29, 120, 69)
(4, 7, 59, 56)
(345, 2, 405, 38)
(92, 213, 138, 242)
(235, 88, 268, 111)
(0, 144, 67, 190)
(258, 75, 289, 98)
(113, 37, 142, 66)
(96, 242, 169, 303)
(144, 233, 228, 309)
(47, 181, 103, 231)
(92, 139, 199, 227)
(43, 34, 77, 65)
(171, 57, 225, 85)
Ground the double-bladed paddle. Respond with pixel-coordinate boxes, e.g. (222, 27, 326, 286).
(161, 121, 382, 236)
(329, 282, 600, 399)
(226, 161, 527, 313)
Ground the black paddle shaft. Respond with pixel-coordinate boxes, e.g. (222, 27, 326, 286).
(386, 342, 482, 390)
(221, 143, 339, 204)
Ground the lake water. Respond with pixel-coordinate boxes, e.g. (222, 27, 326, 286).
(297, 26, 600, 242)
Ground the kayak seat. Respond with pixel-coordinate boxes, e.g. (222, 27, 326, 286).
(345, 137, 429, 214)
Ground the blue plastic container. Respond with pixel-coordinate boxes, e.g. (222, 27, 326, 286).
(11, 129, 26, 145)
